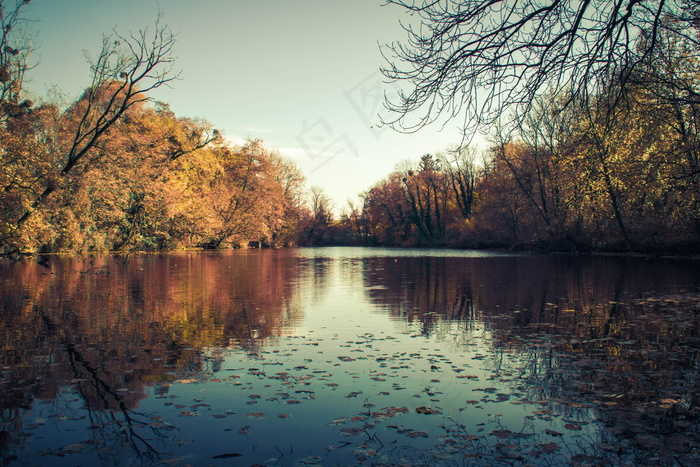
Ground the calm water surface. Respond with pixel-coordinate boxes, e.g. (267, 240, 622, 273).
(1, 247, 699, 466)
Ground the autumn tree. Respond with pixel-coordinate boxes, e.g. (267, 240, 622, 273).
(266, 153, 308, 246)
(0, 4, 315, 255)
(343, 197, 372, 244)
(10, 15, 179, 244)
(300, 186, 334, 245)
(399, 154, 453, 244)
(439, 144, 479, 220)
(363, 172, 414, 245)
(96, 105, 218, 251)
(471, 142, 531, 247)
(200, 140, 285, 249)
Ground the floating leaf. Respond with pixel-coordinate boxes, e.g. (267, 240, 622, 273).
(405, 430, 429, 438)
(539, 442, 560, 453)
(212, 453, 241, 459)
(385, 406, 409, 414)
(61, 444, 86, 452)
(297, 456, 324, 464)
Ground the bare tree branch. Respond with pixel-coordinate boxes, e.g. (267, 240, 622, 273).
(0, 0, 34, 117)
(381, 0, 700, 135)
(64, 15, 178, 174)
(16, 14, 179, 226)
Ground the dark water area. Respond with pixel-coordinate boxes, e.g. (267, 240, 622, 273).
(1, 247, 699, 466)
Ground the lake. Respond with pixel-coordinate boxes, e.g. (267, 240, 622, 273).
(1, 247, 699, 466)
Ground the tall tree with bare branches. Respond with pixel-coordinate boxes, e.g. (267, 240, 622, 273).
(381, 0, 700, 135)
(15, 15, 179, 226)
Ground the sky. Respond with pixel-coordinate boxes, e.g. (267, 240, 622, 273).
(23, 0, 469, 208)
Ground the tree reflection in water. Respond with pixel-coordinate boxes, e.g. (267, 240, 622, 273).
(0, 251, 302, 465)
(0, 249, 698, 465)
(361, 254, 700, 465)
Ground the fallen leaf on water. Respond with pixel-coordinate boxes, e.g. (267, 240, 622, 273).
(539, 442, 560, 453)
(61, 444, 86, 452)
(416, 406, 441, 414)
(212, 453, 241, 459)
(545, 429, 563, 436)
(298, 456, 324, 464)
(405, 430, 429, 438)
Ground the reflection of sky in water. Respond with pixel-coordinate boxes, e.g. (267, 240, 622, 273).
(294, 245, 518, 259)
(4, 248, 700, 465)
(137, 327, 597, 465)
(147, 253, 599, 465)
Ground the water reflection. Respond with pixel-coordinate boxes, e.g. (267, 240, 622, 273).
(0, 251, 303, 464)
(1, 249, 699, 465)
(360, 254, 700, 464)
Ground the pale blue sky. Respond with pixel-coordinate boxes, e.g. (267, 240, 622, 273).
(24, 0, 467, 207)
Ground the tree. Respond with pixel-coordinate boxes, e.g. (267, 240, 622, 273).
(440, 144, 479, 219)
(16, 15, 178, 227)
(381, 0, 700, 135)
(267, 153, 308, 246)
(302, 186, 334, 245)
(400, 154, 451, 244)
(363, 172, 414, 245)
(344, 197, 372, 244)
(202, 140, 280, 249)
(0, 0, 33, 121)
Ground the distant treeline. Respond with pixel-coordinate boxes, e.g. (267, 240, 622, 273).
(323, 83, 700, 254)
